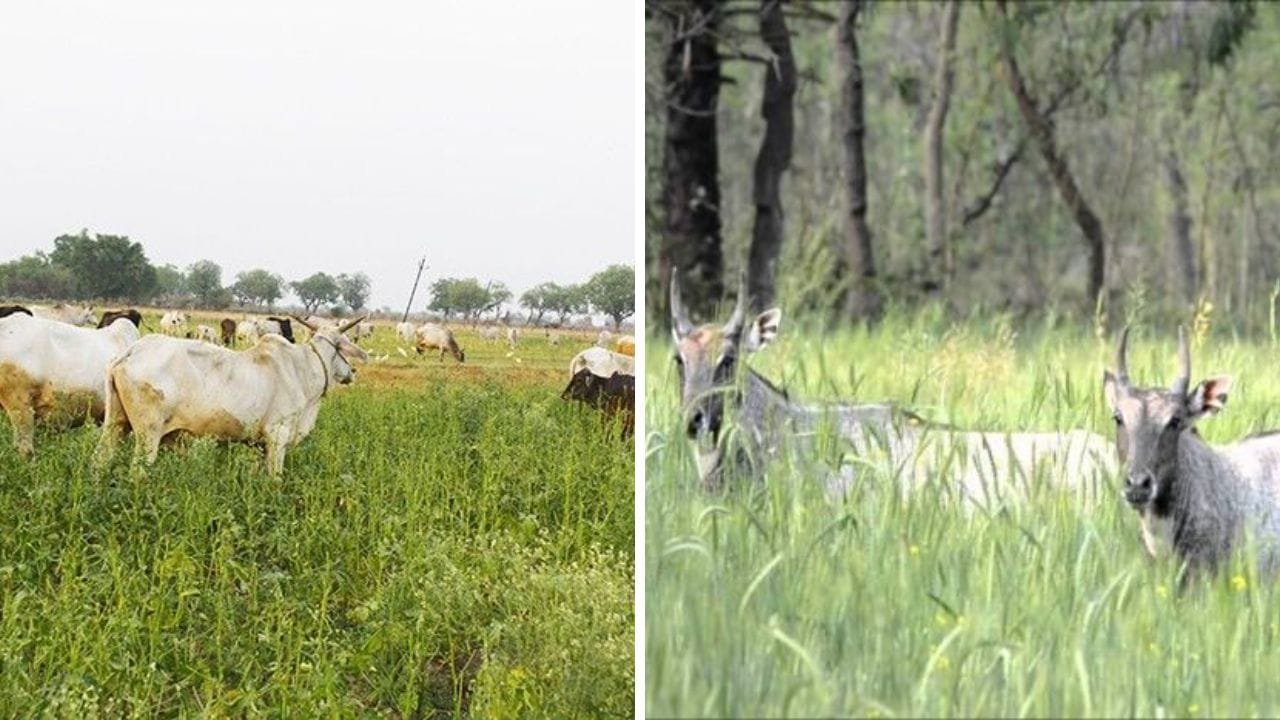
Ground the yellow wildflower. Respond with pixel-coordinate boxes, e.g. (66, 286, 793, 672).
(1232, 575, 1248, 592)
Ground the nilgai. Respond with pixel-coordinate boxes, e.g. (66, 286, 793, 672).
(1104, 326, 1280, 584)
(669, 268, 1115, 505)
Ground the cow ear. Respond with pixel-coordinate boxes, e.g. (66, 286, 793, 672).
(744, 308, 781, 352)
(1188, 375, 1231, 418)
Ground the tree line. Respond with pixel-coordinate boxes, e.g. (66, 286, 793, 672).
(647, 1, 1279, 331)
(427, 264, 635, 329)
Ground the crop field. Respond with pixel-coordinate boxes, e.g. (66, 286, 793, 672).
(646, 312, 1280, 717)
(0, 311, 633, 717)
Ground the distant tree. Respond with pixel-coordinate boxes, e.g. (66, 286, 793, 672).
(520, 282, 561, 325)
(0, 253, 75, 298)
(49, 230, 157, 301)
(337, 272, 371, 310)
(585, 265, 635, 329)
(427, 277, 492, 321)
(231, 269, 285, 308)
(154, 264, 186, 299)
(291, 272, 340, 313)
(483, 281, 512, 320)
(185, 260, 228, 308)
(549, 283, 589, 324)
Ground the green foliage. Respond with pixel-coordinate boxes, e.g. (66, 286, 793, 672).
(584, 264, 635, 329)
(336, 272, 371, 311)
(647, 313, 1280, 716)
(48, 230, 157, 301)
(0, 253, 75, 299)
(428, 277, 491, 321)
(290, 272, 340, 313)
(153, 264, 185, 299)
(185, 260, 228, 309)
(231, 268, 285, 308)
(519, 282, 560, 325)
(0, 326, 633, 716)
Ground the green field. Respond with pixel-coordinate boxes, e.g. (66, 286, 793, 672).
(0, 316, 633, 717)
(646, 312, 1280, 717)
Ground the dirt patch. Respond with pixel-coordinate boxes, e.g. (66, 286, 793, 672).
(413, 648, 483, 719)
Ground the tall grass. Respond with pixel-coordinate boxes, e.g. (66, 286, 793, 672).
(0, 320, 633, 717)
(646, 312, 1280, 717)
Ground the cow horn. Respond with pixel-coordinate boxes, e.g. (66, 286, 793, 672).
(1115, 325, 1130, 385)
(669, 267, 693, 337)
(1172, 325, 1191, 396)
(338, 315, 366, 333)
(722, 271, 747, 338)
(292, 314, 319, 332)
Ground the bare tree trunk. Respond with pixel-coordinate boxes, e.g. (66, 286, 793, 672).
(659, 0, 723, 326)
(837, 0, 883, 322)
(921, 0, 960, 296)
(746, 0, 796, 314)
(997, 2, 1106, 309)
(1163, 150, 1197, 308)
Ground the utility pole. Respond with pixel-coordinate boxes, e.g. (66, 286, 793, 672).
(402, 257, 427, 323)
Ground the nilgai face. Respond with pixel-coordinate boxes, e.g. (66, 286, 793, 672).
(1104, 326, 1280, 582)
(670, 269, 780, 489)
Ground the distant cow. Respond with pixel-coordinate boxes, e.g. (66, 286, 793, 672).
(561, 369, 635, 438)
(256, 317, 296, 343)
(219, 318, 236, 347)
(613, 335, 635, 357)
(0, 305, 32, 319)
(353, 322, 374, 343)
(507, 327, 518, 348)
(237, 319, 260, 345)
(195, 324, 218, 343)
(479, 326, 500, 343)
(97, 309, 143, 329)
(160, 311, 187, 336)
(415, 324, 465, 363)
(33, 304, 95, 326)
(546, 329, 561, 346)
(0, 313, 141, 456)
(568, 347, 635, 381)
(95, 315, 369, 475)
(396, 321, 415, 343)
(597, 330, 613, 348)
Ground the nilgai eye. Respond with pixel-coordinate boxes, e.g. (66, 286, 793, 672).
(1112, 412, 1123, 426)
(1168, 416, 1184, 431)
(673, 355, 684, 368)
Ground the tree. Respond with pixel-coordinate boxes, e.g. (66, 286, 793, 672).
(49, 230, 157, 301)
(291, 272, 340, 313)
(585, 264, 635, 329)
(547, 283, 588, 324)
(921, 0, 961, 295)
(658, 0, 724, 327)
(337, 272, 372, 310)
(231, 269, 285, 308)
(837, 1, 883, 322)
(482, 282, 512, 320)
(745, 0, 797, 313)
(185, 260, 228, 308)
(427, 277, 491, 321)
(520, 282, 561, 325)
(154, 264, 186, 300)
(0, 253, 75, 299)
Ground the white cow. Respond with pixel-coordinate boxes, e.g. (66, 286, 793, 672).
(415, 324, 465, 363)
(479, 325, 501, 343)
(546, 330, 561, 346)
(597, 330, 613, 348)
(160, 311, 188, 337)
(32, 304, 96, 326)
(353, 322, 374, 343)
(195, 325, 219, 343)
(507, 327, 519, 349)
(396, 321, 416, 343)
(94, 315, 368, 475)
(568, 346, 634, 381)
(0, 313, 141, 456)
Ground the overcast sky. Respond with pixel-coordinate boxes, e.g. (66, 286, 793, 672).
(0, 1, 635, 311)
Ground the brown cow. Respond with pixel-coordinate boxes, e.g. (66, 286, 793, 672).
(96, 309, 142, 329)
(561, 369, 634, 438)
(219, 318, 236, 347)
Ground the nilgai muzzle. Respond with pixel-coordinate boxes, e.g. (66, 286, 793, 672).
(1104, 326, 1280, 583)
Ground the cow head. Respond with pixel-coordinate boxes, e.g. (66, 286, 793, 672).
(670, 268, 780, 488)
(294, 314, 370, 385)
(1103, 326, 1230, 511)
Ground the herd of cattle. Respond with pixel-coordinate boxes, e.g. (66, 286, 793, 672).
(0, 302, 635, 477)
(670, 269, 1280, 588)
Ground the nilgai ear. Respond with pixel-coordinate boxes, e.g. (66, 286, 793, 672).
(1188, 375, 1232, 417)
(744, 308, 781, 352)
(1102, 370, 1120, 408)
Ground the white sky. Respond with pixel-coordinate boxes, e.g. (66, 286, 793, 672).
(0, 1, 635, 311)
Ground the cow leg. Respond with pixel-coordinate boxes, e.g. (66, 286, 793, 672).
(93, 372, 129, 468)
(264, 428, 290, 476)
(1, 395, 35, 458)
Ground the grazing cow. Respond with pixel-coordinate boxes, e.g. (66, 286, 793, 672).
(97, 309, 143, 329)
(353, 322, 374, 343)
(237, 319, 260, 345)
(561, 368, 635, 438)
(266, 317, 296, 343)
(94, 315, 369, 475)
(396, 321, 415, 343)
(1105, 327, 1280, 584)
(415, 324, 465, 363)
(669, 269, 1116, 500)
(0, 313, 141, 456)
(507, 327, 519, 349)
(33, 304, 95, 326)
(160, 311, 188, 336)
(568, 346, 634, 380)
(480, 325, 501, 343)
(597, 330, 613, 348)
(195, 324, 218, 343)
(219, 318, 236, 347)
(0, 305, 32, 319)
(613, 335, 635, 357)
(546, 330, 561, 346)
